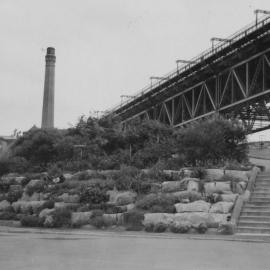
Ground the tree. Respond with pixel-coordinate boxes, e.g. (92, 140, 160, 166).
(175, 116, 247, 166)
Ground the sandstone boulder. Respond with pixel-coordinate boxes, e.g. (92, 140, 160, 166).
(204, 181, 231, 195)
(9, 184, 23, 193)
(57, 193, 80, 203)
(21, 192, 41, 201)
(161, 181, 183, 193)
(170, 191, 202, 202)
(39, 208, 55, 219)
(220, 194, 238, 203)
(0, 200, 11, 211)
(107, 190, 137, 206)
(71, 211, 93, 227)
(14, 176, 27, 185)
(103, 213, 123, 226)
(187, 178, 200, 192)
(143, 213, 175, 226)
(175, 200, 211, 213)
(54, 202, 80, 210)
(209, 202, 234, 214)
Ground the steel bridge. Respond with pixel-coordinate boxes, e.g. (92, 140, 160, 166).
(107, 15, 270, 134)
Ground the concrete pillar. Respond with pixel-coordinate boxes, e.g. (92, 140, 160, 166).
(41, 47, 56, 129)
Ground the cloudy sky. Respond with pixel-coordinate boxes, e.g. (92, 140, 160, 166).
(0, 0, 269, 140)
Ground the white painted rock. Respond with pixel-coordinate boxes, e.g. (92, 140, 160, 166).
(175, 200, 211, 213)
(209, 202, 234, 214)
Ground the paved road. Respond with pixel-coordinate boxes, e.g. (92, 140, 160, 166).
(0, 230, 269, 270)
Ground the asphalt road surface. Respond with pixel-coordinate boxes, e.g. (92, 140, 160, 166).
(0, 230, 269, 270)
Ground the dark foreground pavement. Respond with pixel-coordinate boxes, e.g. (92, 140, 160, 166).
(0, 228, 269, 270)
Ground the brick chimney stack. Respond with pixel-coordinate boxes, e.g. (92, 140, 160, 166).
(41, 47, 56, 129)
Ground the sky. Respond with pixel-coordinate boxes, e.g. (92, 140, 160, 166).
(0, 0, 270, 141)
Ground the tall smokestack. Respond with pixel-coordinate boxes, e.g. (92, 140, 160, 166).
(41, 47, 56, 129)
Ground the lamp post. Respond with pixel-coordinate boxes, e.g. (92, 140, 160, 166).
(176, 60, 196, 73)
(210, 37, 233, 51)
(150, 76, 169, 88)
(120, 95, 135, 105)
(254, 9, 270, 26)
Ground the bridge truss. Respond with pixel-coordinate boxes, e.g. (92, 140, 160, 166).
(107, 16, 270, 134)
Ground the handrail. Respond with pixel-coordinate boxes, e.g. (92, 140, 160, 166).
(105, 14, 270, 116)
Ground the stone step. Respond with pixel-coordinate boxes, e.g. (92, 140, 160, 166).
(252, 192, 270, 196)
(241, 210, 270, 216)
(238, 216, 270, 222)
(238, 221, 270, 228)
(237, 227, 270, 234)
(255, 181, 270, 185)
(245, 202, 270, 206)
(253, 188, 270, 192)
(243, 206, 270, 211)
(249, 200, 270, 204)
(250, 196, 270, 201)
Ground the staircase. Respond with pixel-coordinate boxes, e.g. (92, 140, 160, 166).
(237, 172, 270, 235)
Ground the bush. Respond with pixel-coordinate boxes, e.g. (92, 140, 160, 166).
(135, 193, 176, 213)
(191, 167, 207, 179)
(170, 222, 191, 233)
(123, 211, 144, 231)
(153, 222, 167, 233)
(20, 215, 44, 227)
(0, 160, 10, 177)
(0, 182, 10, 193)
(50, 208, 72, 228)
(6, 190, 23, 203)
(197, 222, 208, 234)
(25, 181, 46, 196)
(79, 184, 109, 204)
(90, 216, 108, 229)
(0, 211, 18, 220)
(144, 223, 155, 232)
(218, 222, 235, 235)
(42, 200, 55, 210)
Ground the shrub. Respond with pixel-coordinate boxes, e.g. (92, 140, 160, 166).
(135, 193, 176, 213)
(153, 222, 167, 233)
(90, 216, 107, 229)
(170, 222, 191, 233)
(42, 200, 55, 210)
(6, 190, 23, 203)
(0, 182, 10, 193)
(25, 181, 46, 196)
(0, 211, 18, 220)
(0, 160, 10, 177)
(218, 222, 235, 235)
(123, 211, 144, 231)
(144, 223, 155, 232)
(197, 222, 208, 234)
(191, 167, 207, 179)
(20, 215, 44, 227)
(50, 208, 72, 228)
(79, 184, 109, 204)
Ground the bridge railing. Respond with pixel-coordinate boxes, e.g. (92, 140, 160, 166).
(105, 14, 270, 116)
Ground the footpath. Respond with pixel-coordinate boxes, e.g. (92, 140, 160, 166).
(0, 225, 270, 243)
